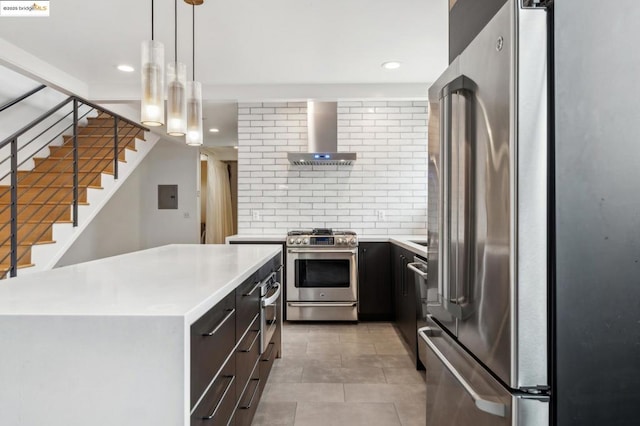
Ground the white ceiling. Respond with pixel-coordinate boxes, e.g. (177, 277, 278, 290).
(0, 0, 448, 147)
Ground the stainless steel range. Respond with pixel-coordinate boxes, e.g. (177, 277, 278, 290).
(286, 228, 358, 321)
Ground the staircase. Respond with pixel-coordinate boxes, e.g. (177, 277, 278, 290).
(0, 95, 153, 279)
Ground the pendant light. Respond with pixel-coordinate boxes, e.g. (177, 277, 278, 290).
(166, 0, 187, 136)
(185, 2, 203, 146)
(141, 0, 164, 126)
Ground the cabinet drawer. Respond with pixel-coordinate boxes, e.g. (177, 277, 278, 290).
(190, 291, 236, 408)
(191, 355, 236, 426)
(236, 313, 261, 401)
(236, 272, 261, 338)
(259, 329, 280, 395)
(235, 356, 261, 426)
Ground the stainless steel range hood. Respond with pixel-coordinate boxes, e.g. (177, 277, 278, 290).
(287, 101, 357, 165)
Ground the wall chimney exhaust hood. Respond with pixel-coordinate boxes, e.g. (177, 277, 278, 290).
(287, 101, 357, 165)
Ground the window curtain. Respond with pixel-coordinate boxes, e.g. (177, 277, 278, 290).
(205, 154, 234, 244)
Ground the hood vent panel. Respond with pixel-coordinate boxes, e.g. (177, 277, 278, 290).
(287, 152, 356, 166)
(287, 101, 357, 165)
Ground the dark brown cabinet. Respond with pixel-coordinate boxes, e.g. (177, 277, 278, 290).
(190, 253, 282, 425)
(392, 245, 422, 369)
(358, 242, 393, 320)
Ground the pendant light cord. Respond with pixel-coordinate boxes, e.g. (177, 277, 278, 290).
(174, 0, 178, 64)
(151, 0, 154, 40)
(192, 4, 195, 81)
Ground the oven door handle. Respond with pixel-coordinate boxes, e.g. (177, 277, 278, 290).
(262, 282, 281, 307)
(287, 302, 357, 308)
(287, 249, 357, 254)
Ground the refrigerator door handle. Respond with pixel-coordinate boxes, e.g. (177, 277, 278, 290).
(419, 327, 507, 418)
(439, 86, 452, 314)
(439, 75, 478, 321)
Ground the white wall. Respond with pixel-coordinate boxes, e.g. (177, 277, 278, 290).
(236, 100, 428, 235)
(140, 139, 200, 248)
(56, 139, 200, 266)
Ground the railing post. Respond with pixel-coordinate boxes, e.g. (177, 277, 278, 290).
(72, 99, 79, 227)
(10, 138, 18, 278)
(113, 116, 119, 180)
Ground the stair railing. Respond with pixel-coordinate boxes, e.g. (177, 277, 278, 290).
(0, 95, 148, 278)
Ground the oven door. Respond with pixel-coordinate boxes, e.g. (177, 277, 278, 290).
(286, 248, 358, 302)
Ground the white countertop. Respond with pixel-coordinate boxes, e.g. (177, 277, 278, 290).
(0, 244, 281, 324)
(225, 234, 429, 258)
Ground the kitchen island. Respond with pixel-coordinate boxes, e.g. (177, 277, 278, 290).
(0, 244, 282, 426)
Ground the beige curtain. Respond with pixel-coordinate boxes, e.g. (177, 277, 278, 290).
(205, 154, 234, 244)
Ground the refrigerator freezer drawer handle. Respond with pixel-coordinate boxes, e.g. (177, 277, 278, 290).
(418, 328, 507, 418)
(407, 262, 428, 279)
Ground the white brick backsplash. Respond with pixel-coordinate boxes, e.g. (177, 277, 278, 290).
(237, 100, 428, 235)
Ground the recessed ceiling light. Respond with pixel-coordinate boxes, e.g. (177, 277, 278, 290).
(117, 64, 135, 73)
(381, 61, 401, 70)
(233, 146, 238, 149)
(209, 128, 220, 133)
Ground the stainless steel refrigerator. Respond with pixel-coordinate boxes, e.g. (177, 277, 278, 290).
(421, 0, 550, 424)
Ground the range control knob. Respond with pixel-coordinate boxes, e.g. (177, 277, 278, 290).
(288, 238, 295, 244)
(295, 238, 302, 244)
(337, 238, 344, 244)
(349, 238, 356, 246)
(303, 238, 309, 245)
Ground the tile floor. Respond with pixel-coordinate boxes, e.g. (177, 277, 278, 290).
(253, 322, 426, 426)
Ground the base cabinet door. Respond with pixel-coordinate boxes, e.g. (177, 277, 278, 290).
(358, 242, 393, 320)
(190, 355, 236, 426)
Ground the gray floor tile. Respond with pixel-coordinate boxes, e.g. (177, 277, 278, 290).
(253, 322, 425, 425)
(306, 341, 377, 355)
(252, 401, 297, 426)
(340, 367, 387, 384)
(300, 366, 386, 384)
(339, 333, 403, 345)
(261, 382, 345, 403)
(300, 366, 343, 383)
(282, 342, 308, 355)
(383, 367, 426, 385)
(294, 402, 402, 426)
(394, 400, 427, 426)
(277, 354, 343, 368)
(375, 342, 411, 355)
(344, 383, 426, 404)
(268, 366, 304, 383)
(341, 354, 415, 369)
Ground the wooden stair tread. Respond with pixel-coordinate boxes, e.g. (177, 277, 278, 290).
(0, 184, 102, 189)
(49, 145, 138, 152)
(0, 200, 89, 205)
(42, 156, 128, 163)
(0, 263, 35, 272)
(1, 241, 55, 247)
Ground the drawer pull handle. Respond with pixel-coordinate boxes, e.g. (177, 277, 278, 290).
(262, 342, 275, 362)
(202, 308, 235, 337)
(239, 378, 261, 410)
(243, 280, 261, 297)
(240, 329, 261, 353)
(202, 375, 235, 420)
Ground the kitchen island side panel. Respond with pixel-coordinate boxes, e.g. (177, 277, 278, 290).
(0, 315, 186, 426)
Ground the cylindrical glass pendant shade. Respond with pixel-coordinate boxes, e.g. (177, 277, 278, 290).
(185, 81, 203, 146)
(166, 62, 187, 136)
(140, 40, 165, 126)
